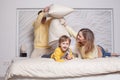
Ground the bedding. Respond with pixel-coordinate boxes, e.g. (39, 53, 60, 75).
(5, 73, 120, 80)
(5, 57, 120, 80)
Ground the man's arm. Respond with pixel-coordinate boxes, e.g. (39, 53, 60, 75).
(35, 12, 45, 25)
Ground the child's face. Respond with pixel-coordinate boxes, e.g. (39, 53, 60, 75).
(60, 40, 70, 52)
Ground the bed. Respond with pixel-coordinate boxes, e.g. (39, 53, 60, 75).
(5, 57, 120, 80)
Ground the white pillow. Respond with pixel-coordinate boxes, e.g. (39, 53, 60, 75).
(48, 4, 74, 18)
(49, 18, 70, 43)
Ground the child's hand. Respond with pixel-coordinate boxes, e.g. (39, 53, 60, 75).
(66, 54, 73, 60)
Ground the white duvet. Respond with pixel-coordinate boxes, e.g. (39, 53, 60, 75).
(5, 57, 120, 80)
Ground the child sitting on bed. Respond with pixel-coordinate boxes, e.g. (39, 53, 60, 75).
(51, 35, 74, 62)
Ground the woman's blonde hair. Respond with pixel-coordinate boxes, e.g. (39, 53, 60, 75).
(77, 28, 94, 54)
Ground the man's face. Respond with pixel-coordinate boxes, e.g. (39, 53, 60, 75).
(41, 17, 46, 24)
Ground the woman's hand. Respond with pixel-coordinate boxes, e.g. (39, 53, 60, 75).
(59, 18, 67, 27)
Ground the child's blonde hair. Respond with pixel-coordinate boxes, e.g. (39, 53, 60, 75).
(58, 35, 71, 47)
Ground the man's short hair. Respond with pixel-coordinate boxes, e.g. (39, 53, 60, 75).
(38, 10, 42, 15)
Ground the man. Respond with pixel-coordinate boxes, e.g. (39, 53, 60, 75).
(31, 5, 53, 58)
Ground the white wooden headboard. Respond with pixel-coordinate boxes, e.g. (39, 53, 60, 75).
(16, 8, 114, 57)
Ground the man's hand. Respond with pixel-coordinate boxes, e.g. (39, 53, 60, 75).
(43, 7, 49, 12)
(43, 4, 53, 12)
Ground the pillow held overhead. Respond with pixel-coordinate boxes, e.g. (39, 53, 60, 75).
(48, 4, 74, 18)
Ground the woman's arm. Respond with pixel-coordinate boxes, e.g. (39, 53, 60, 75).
(64, 25, 77, 38)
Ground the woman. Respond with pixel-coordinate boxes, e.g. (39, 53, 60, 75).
(64, 25, 119, 59)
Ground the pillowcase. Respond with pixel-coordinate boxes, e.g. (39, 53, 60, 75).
(48, 4, 74, 18)
(49, 18, 70, 43)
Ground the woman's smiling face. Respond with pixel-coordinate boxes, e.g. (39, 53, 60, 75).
(76, 31, 85, 43)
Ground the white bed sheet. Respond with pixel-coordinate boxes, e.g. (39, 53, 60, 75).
(6, 73, 120, 80)
(5, 57, 120, 80)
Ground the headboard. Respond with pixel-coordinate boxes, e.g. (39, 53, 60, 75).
(16, 8, 114, 57)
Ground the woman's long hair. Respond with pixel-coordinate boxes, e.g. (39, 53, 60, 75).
(77, 28, 95, 54)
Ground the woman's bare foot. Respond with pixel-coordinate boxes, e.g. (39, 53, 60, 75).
(111, 53, 120, 57)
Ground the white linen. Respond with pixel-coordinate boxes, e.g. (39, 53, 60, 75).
(6, 73, 120, 80)
(5, 57, 120, 80)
